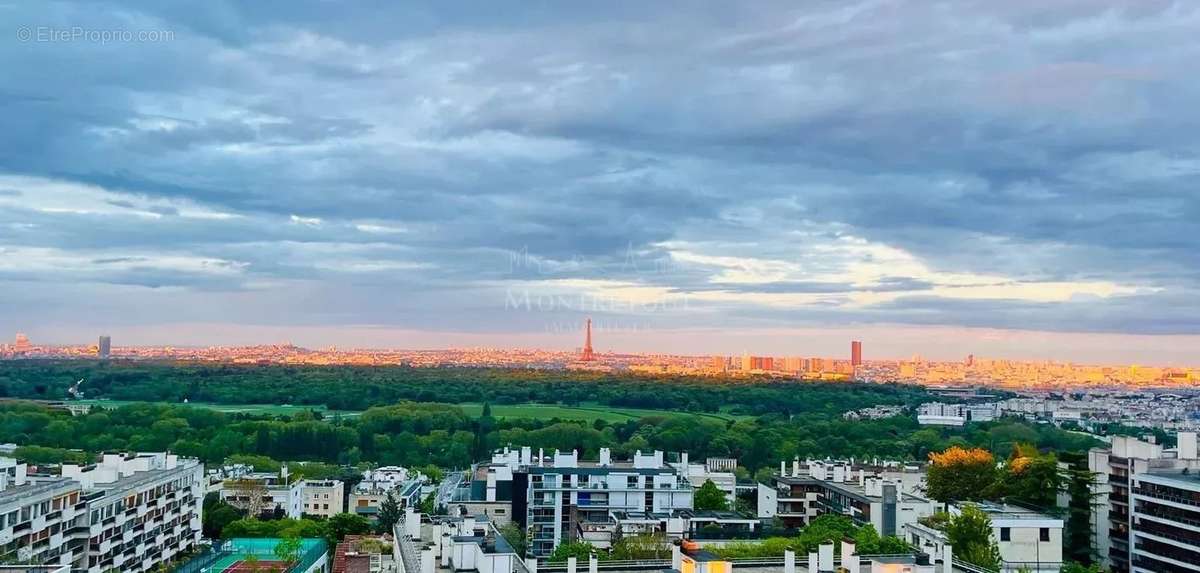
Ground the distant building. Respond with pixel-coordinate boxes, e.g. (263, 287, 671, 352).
(97, 336, 111, 359)
(12, 333, 30, 353)
(851, 340, 863, 367)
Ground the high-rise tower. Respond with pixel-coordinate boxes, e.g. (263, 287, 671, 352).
(851, 340, 863, 367)
(581, 318, 595, 361)
(98, 335, 111, 359)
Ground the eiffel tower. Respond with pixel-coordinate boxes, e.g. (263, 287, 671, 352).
(581, 318, 595, 361)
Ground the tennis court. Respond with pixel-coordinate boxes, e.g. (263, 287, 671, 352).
(207, 554, 293, 572)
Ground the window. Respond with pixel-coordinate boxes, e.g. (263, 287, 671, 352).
(999, 528, 1010, 541)
(1039, 528, 1050, 542)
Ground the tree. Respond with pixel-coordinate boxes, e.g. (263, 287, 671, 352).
(945, 505, 1002, 571)
(377, 491, 402, 534)
(203, 494, 245, 538)
(694, 479, 729, 511)
(927, 447, 1000, 502)
(498, 523, 528, 557)
(327, 513, 372, 546)
(273, 536, 303, 565)
(226, 479, 270, 518)
(998, 446, 1062, 508)
(548, 541, 600, 563)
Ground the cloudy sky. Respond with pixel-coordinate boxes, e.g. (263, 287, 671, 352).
(2, 1, 1200, 363)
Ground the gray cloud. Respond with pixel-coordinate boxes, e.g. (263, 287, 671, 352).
(2, 0, 1200, 358)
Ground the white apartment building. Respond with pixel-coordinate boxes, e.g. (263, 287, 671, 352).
(219, 469, 303, 518)
(0, 453, 203, 573)
(1089, 432, 1200, 573)
(525, 448, 694, 557)
(65, 452, 204, 572)
(673, 455, 737, 506)
(905, 502, 1063, 573)
(300, 479, 345, 517)
(766, 458, 931, 534)
(917, 402, 999, 426)
(1129, 468, 1200, 573)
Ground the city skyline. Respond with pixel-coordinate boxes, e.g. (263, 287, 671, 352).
(4, 2, 1200, 364)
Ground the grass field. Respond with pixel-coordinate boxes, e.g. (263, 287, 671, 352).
(458, 403, 747, 423)
(74, 399, 748, 423)
(74, 399, 363, 418)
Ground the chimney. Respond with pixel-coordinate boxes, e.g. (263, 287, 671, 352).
(528, 558, 538, 573)
(440, 533, 452, 567)
(567, 556, 578, 573)
(672, 541, 683, 571)
(599, 448, 612, 467)
(463, 516, 476, 536)
(841, 538, 858, 573)
(522, 446, 532, 465)
(589, 553, 598, 573)
(942, 544, 954, 573)
(783, 548, 795, 573)
(792, 458, 801, 477)
(780, 461, 787, 477)
(421, 545, 436, 573)
(818, 542, 834, 572)
(808, 551, 818, 572)
(681, 452, 690, 476)
(538, 448, 544, 467)
(1180, 432, 1198, 460)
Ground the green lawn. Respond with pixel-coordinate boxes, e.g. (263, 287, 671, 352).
(74, 399, 747, 423)
(74, 399, 363, 418)
(458, 402, 748, 423)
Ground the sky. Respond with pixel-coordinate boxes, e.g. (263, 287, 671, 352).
(2, 1, 1200, 363)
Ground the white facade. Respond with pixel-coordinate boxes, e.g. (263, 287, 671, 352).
(219, 471, 303, 518)
(909, 503, 1063, 573)
(526, 448, 693, 557)
(301, 479, 345, 517)
(0, 453, 203, 573)
(1128, 470, 1200, 573)
(1089, 432, 1200, 572)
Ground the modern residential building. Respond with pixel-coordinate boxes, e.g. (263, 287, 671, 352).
(905, 502, 1063, 573)
(524, 448, 694, 556)
(301, 479, 345, 517)
(219, 469, 303, 518)
(1128, 468, 1200, 573)
(1089, 432, 1200, 573)
(674, 455, 738, 506)
(917, 402, 999, 426)
(765, 458, 931, 533)
(0, 453, 203, 573)
(96, 336, 110, 359)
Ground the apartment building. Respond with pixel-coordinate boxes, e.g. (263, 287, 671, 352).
(219, 470, 303, 518)
(65, 452, 204, 572)
(301, 479, 345, 517)
(765, 458, 932, 534)
(0, 475, 81, 568)
(1128, 469, 1200, 572)
(674, 455, 738, 506)
(524, 448, 694, 557)
(905, 502, 1062, 573)
(0, 453, 203, 573)
(1089, 432, 1200, 573)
